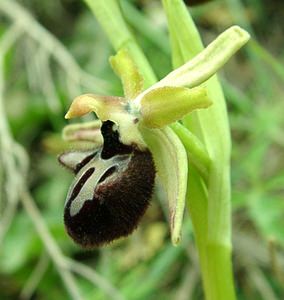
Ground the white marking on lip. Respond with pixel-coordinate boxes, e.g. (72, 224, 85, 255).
(67, 153, 131, 217)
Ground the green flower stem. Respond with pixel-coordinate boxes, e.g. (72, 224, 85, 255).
(162, 0, 238, 299)
(84, 0, 156, 89)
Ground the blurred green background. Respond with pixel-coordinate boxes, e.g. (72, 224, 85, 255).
(1, 0, 284, 299)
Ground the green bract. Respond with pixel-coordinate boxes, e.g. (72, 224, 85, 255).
(64, 26, 249, 245)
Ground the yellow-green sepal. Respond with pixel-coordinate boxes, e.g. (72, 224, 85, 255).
(157, 25, 250, 89)
(140, 126, 188, 245)
(65, 94, 126, 120)
(109, 49, 144, 99)
(140, 86, 212, 128)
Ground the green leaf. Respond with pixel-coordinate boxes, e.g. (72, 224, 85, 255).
(110, 49, 144, 99)
(140, 126, 188, 245)
(140, 86, 211, 128)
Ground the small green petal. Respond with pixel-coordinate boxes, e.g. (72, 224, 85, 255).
(140, 86, 212, 128)
(110, 49, 144, 99)
(63, 120, 103, 147)
(140, 126, 188, 245)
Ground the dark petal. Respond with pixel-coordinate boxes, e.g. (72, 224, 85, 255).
(64, 150, 155, 248)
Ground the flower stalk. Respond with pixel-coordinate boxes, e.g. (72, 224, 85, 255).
(69, 1, 251, 299)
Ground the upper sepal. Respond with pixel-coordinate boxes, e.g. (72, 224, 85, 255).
(109, 49, 144, 99)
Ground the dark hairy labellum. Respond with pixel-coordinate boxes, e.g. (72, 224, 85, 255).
(61, 121, 156, 248)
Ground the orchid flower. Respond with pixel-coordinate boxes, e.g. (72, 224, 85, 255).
(58, 26, 249, 248)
